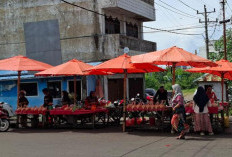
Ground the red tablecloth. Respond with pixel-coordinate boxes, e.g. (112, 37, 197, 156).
(127, 105, 168, 112)
(49, 108, 108, 115)
(219, 102, 229, 107)
(15, 110, 47, 115)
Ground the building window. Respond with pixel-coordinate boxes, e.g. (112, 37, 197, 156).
(47, 81, 62, 98)
(20, 82, 38, 96)
(68, 80, 82, 101)
(126, 22, 138, 38)
(105, 16, 120, 34)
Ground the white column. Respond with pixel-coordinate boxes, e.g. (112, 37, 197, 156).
(121, 16, 127, 35)
(139, 22, 144, 40)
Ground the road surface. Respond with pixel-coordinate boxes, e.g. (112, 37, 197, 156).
(1, 127, 232, 157)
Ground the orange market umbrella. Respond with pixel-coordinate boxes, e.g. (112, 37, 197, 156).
(0, 55, 53, 108)
(186, 59, 232, 108)
(87, 53, 166, 132)
(35, 59, 111, 105)
(132, 46, 217, 85)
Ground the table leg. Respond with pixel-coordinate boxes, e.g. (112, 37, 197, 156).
(221, 110, 225, 130)
(42, 115, 46, 128)
(16, 115, 20, 128)
(103, 112, 106, 127)
(92, 114, 95, 129)
(107, 113, 110, 126)
(161, 111, 164, 130)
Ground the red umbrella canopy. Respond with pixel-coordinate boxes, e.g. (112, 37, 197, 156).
(87, 53, 165, 133)
(131, 46, 217, 67)
(87, 54, 165, 73)
(186, 59, 232, 80)
(35, 59, 93, 76)
(0, 55, 53, 71)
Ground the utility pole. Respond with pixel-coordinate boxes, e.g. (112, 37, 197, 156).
(197, 5, 218, 59)
(219, 0, 231, 60)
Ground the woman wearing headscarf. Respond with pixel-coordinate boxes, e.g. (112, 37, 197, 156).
(171, 84, 189, 139)
(193, 86, 214, 136)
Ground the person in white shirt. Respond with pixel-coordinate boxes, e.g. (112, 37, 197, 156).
(193, 86, 214, 136)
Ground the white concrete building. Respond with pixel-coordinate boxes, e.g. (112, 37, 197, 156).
(198, 40, 219, 59)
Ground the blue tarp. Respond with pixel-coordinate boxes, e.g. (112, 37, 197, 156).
(0, 75, 35, 81)
(0, 70, 28, 76)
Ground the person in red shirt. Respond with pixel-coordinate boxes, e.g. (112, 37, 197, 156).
(206, 85, 218, 123)
(85, 91, 99, 109)
(206, 86, 218, 103)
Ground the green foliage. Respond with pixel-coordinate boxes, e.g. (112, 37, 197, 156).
(145, 67, 202, 90)
(146, 28, 232, 91)
(210, 28, 232, 61)
(210, 28, 232, 88)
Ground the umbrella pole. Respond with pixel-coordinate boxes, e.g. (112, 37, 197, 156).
(123, 69, 127, 132)
(172, 63, 176, 85)
(221, 73, 224, 104)
(17, 71, 21, 108)
(74, 75, 77, 106)
(221, 73, 228, 116)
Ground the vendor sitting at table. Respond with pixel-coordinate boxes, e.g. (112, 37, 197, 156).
(85, 91, 99, 108)
(61, 90, 71, 106)
(153, 86, 169, 105)
(19, 90, 29, 128)
(206, 85, 218, 103)
(42, 88, 53, 110)
(19, 90, 29, 108)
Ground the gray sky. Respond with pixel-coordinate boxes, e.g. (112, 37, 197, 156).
(144, 0, 232, 53)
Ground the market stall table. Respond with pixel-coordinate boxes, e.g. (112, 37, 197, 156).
(186, 59, 232, 116)
(86, 53, 165, 132)
(185, 102, 225, 131)
(126, 104, 173, 130)
(49, 107, 108, 128)
(15, 107, 48, 128)
(106, 106, 123, 126)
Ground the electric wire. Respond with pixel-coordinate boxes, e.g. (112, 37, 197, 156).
(143, 26, 203, 35)
(226, 1, 232, 13)
(155, 1, 199, 19)
(209, 23, 218, 39)
(177, 0, 198, 12)
(143, 24, 218, 33)
(61, 0, 203, 35)
(198, 0, 215, 10)
(155, 3, 199, 20)
(158, 0, 198, 18)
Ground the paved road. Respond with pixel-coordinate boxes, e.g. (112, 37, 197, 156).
(1, 127, 232, 157)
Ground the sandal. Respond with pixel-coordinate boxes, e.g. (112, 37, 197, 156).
(176, 135, 185, 139)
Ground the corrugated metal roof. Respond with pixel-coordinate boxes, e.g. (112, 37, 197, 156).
(0, 71, 28, 76)
(0, 75, 35, 81)
(196, 74, 223, 82)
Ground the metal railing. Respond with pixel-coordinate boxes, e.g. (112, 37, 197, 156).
(119, 35, 156, 52)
